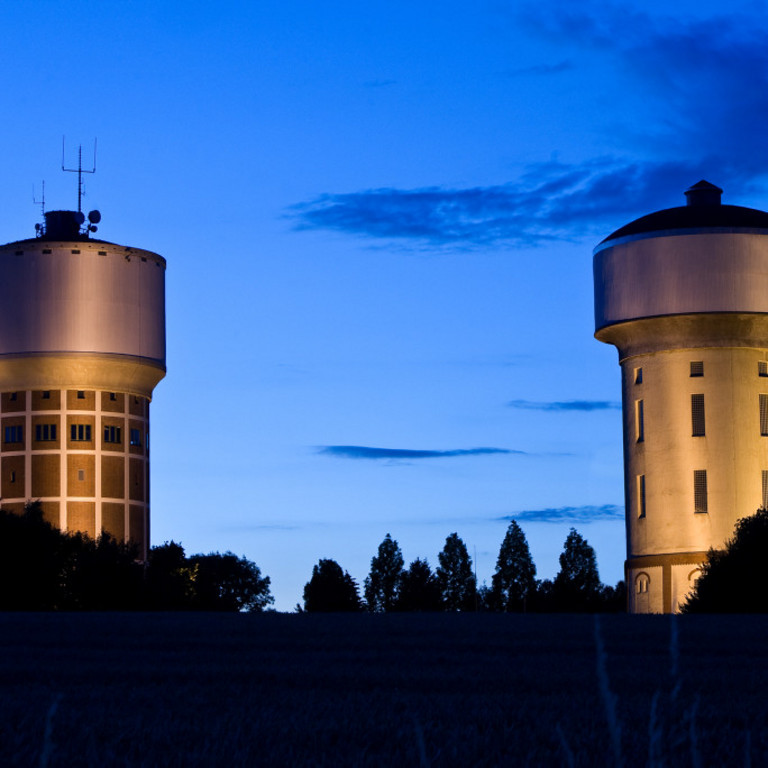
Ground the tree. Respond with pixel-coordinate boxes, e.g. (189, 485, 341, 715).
(491, 520, 536, 612)
(190, 552, 273, 612)
(682, 508, 768, 613)
(364, 534, 404, 612)
(303, 558, 362, 612)
(145, 541, 196, 610)
(396, 558, 442, 611)
(551, 528, 602, 611)
(436, 533, 477, 611)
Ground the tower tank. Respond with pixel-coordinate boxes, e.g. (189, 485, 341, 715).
(594, 181, 768, 612)
(0, 208, 165, 558)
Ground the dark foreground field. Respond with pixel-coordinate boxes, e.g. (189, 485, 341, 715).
(0, 613, 765, 767)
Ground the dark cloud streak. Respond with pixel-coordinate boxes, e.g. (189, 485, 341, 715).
(319, 445, 521, 460)
(508, 399, 621, 412)
(501, 504, 624, 523)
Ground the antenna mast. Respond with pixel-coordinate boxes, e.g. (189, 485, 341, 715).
(62, 137, 97, 213)
(33, 180, 45, 217)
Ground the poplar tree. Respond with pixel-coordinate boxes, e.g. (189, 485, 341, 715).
(491, 520, 536, 612)
(436, 532, 477, 611)
(364, 533, 405, 612)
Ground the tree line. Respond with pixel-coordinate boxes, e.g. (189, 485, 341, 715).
(0, 503, 273, 611)
(301, 521, 626, 613)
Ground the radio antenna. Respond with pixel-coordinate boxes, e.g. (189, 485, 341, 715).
(62, 137, 97, 214)
(33, 180, 45, 217)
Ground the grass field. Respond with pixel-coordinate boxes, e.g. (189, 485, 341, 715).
(0, 612, 765, 767)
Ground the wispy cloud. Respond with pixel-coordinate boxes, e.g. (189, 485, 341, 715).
(502, 504, 624, 523)
(318, 445, 521, 460)
(508, 399, 621, 412)
(290, 7, 768, 248)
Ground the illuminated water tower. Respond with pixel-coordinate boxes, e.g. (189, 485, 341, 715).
(0, 154, 165, 558)
(594, 181, 768, 612)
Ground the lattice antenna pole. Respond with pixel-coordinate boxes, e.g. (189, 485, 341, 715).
(62, 137, 97, 214)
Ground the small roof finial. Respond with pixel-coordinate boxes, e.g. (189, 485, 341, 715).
(685, 180, 723, 207)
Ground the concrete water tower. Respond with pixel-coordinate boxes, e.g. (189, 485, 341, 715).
(0, 191, 165, 558)
(594, 181, 768, 613)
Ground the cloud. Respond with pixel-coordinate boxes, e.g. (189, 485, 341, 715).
(318, 445, 521, 460)
(289, 7, 768, 248)
(501, 504, 624, 523)
(508, 399, 621, 412)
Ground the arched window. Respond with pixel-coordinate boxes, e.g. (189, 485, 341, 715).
(636, 572, 650, 594)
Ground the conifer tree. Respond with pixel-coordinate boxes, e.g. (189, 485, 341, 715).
(364, 533, 404, 612)
(436, 532, 477, 611)
(552, 528, 602, 611)
(491, 520, 536, 612)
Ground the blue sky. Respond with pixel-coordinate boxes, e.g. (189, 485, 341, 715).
(2, 0, 766, 609)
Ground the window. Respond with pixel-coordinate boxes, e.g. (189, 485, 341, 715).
(762, 470, 768, 509)
(78, 469, 85, 482)
(634, 367, 643, 384)
(760, 361, 768, 377)
(635, 400, 644, 442)
(109, 392, 117, 401)
(10, 471, 15, 483)
(9, 393, 16, 402)
(70, 424, 91, 442)
(35, 424, 57, 441)
(4, 426, 22, 443)
(691, 394, 705, 436)
(690, 361, 704, 377)
(636, 573, 649, 594)
(694, 470, 708, 513)
(42, 391, 50, 399)
(104, 426, 122, 444)
(761, 395, 768, 436)
(130, 428, 141, 446)
(77, 391, 85, 399)
(637, 475, 646, 518)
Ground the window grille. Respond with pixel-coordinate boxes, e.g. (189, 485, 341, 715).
(762, 470, 768, 509)
(637, 475, 646, 518)
(4, 426, 22, 443)
(104, 426, 122, 444)
(761, 395, 768, 436)
(760, 361, 768, 377)
(694, 470, 708, 513)
(636, 400, 644, 442)
(691, 394, 705, 436)
(690, 361, 704, 377)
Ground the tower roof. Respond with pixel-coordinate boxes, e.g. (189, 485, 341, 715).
(600, 181, 768, 245)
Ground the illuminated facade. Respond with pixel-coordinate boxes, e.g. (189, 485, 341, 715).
(0, 210, 165, 558)
(594, 181, 768, 612)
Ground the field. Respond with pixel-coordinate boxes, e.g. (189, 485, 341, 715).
(1, 613, 766, 767)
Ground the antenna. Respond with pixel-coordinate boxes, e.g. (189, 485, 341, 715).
(62, 137, 97, 214)
(33, 180, 45, 217)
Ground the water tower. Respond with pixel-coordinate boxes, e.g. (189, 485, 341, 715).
(0, 173, 165, 558)
(594, 181, 768, 612)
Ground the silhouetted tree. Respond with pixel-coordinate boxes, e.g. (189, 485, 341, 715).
(364, 533, 404, 612)
(0, 502, 73, 610)
(551, 528, 603, 611)
(190, 552, 274, 612)
(146, 541, 196, 610)
(491, 520, 536, 612)
(436, 532, 477, 611)
(683, 508, 768, 613)
(396, 558, 442, 611)
(303, 558, 362, 612)
(600, 580, 627, 612)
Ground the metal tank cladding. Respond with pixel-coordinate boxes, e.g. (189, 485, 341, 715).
(593, 181, 768, 613)
(0, 209, 166, 559)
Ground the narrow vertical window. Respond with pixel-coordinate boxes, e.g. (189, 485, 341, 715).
(634, 367, 643, 384)
(694, 470, 708, 513)
(760, 394, 768, 436)
(690, 361, 704, 377)
(637, 475, 646, 518)
(760, 361, 768, 377)
(691, 394, 705, 436)
(762, 470, 768, 509)
(635, 400, 644, 442)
